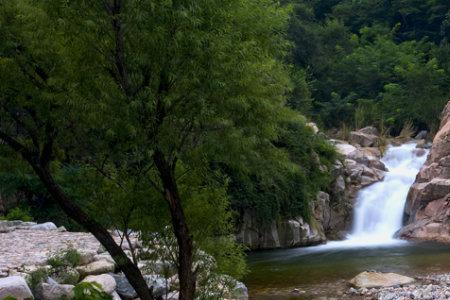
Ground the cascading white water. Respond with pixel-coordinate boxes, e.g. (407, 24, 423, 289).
(345, 143, 428, 246)
(308, 142, 429, 251)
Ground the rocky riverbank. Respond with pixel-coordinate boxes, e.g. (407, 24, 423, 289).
(0, 220, 248, 300)
(348, 272, 450, 300)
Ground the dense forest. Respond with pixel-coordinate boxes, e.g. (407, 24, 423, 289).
(286, 0, 450, 133)
(0, 0, 449, 299)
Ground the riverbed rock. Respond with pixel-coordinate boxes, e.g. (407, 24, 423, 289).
(0, 276, 34, 299)
(349, 129, 379, 147)
(349, 271, 415, 288)
(399, 100, 450, 243)
(35, 282, 74, 300)
(82, 274, 116, 293)
(76, 259, 115, 277)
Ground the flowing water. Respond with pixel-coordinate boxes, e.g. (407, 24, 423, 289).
(245, 143, 446, 299)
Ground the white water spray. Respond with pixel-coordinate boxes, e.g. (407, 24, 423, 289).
(345, 143, 428, 246)
(309, 143, 428, 251)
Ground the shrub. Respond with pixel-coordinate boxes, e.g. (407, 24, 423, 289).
(47, 248, 81, 269)
(27, 268, 48, 291)
(46, 248, 82, 284)
(4, 207, 32, 222)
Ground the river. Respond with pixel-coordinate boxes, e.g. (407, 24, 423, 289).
(244, 143, 450, 299)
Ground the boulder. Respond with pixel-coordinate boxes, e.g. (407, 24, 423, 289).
(76, 260, 115, 277)
(78, 251, 96, 266)
(0, 276, 34, 300)
(415, 130, 428, 140)
(82, 274, 116, 293)
(111, 291, 121, 300)
(35, 283, 74, 300)
(30, 222, 57, 231)
(112, 273, 169, 299)
(349, 271, 415, 288)
(334, 142, 357, 156)
(359, 126, 379, 136)
(349, 131, 379, 147)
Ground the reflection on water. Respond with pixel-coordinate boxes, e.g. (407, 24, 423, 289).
(245, 242, 450, 299)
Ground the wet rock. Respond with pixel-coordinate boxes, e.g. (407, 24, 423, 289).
(349, 130, 379, 147)
(415, 130, 428, 140)
(349, 271, 415, 288)
(0, 276, 34, 300)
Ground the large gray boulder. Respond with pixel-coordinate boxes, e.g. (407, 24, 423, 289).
(349, 130, 379, 147)
(76, 260, 115, 277)
(82, 274, 116, 294)
(0, 276, 34, 300)
(349, 271, 414, 288)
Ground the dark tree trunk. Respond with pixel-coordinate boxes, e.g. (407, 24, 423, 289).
(153, 149, 196, 300)
(32, 165, 153, 300)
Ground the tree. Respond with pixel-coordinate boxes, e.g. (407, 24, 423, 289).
(0, 1, 154, 299)
(0, 0, 291, 299)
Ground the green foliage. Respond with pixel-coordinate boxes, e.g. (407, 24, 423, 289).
(1, 206, 32, 222)
(285, 0, 450, 133)
(45, 248, 81, 285)
(227, 118, 336, 225)
(73, 282, 112, 300)
(27, 268, 48, 292)
(47, 248, 81, 269)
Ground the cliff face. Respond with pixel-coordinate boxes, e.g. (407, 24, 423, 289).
(399, 101, 450, 242)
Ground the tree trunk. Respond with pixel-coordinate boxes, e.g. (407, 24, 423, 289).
(32, 165, 153, 300)
(153, 150, 196, 300)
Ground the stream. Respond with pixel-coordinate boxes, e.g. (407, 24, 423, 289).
(244, 143, 450, 299)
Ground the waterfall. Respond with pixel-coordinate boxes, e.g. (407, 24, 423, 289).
(345, 143, 428, 246)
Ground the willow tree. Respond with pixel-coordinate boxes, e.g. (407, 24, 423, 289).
(0, 0, 290, 299)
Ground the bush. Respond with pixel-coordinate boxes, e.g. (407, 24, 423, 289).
(46, 248, 82, 285)
(2, 207, 33, 222)
(47, 248, 81, 269)
(27, 268, 48, 292)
